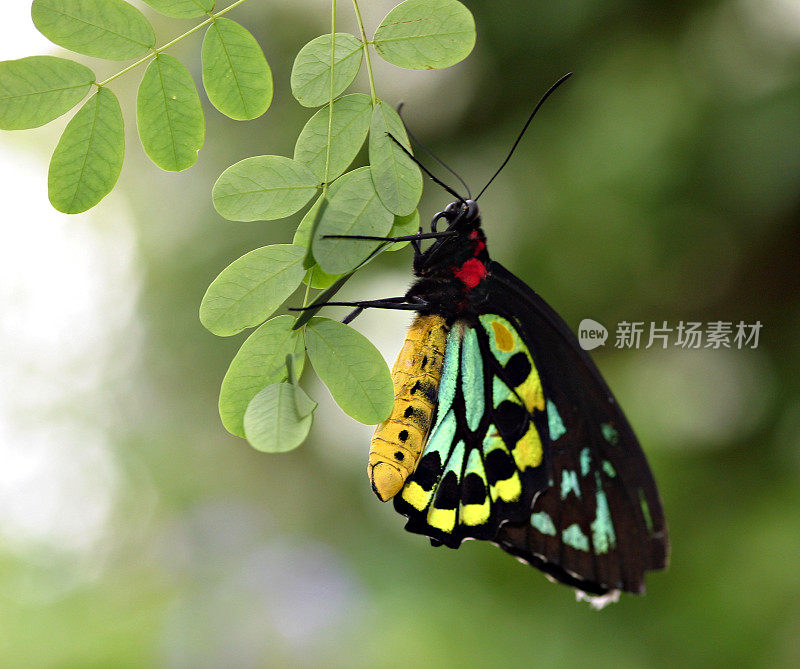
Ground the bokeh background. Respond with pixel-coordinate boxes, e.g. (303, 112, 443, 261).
(2, 0, 799, 666)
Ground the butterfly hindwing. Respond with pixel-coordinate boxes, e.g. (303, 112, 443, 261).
(394, 316, 550, 548)
(486, 261, 668, 595)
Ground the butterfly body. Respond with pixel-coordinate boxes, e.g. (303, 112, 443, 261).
(367, 199, 668, 600)
(369, 314, 449, 501)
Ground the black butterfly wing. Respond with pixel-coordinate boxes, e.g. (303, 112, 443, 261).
(486, 260, 669, 595)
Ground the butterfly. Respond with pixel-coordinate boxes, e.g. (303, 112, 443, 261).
(312, 74, 668, 605)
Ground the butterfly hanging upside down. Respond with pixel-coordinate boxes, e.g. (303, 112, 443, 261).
(313, 76, 668, 606)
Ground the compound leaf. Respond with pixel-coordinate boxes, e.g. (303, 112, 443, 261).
(290, 33, 362, 107)
(202, 18, 273, 121)
(243, 382, 317, 453)
(219, 315, 306, 437)
(294, 93, 372, 181)
(0, 56, 94, 130)
(373, 0, 475, 70)
(32, 0, 155, 61)
(312, 167, 394, 274)
(305, 317, 393, 424)
(213, 155, 319, 222)
(200, 244, 306, 336)
(137, 54, 205, 171)
(48, 87, 124, 213)
(141, 0, 214, 19)
(369, 99, 422, 216)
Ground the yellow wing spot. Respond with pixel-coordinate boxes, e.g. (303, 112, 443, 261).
(461, 500, 490, 526)
(491, 320, 514, 352)
(400, 481, 431, 511)
(491, 471, 522, 503)
(517, 363, 545, 412)
(427, 506, 457, 532)
(513, 423, 543, 470)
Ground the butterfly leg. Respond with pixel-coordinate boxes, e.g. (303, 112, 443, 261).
(342, 307, 364, 325)
(340, 296, 429, 324)
(322, 231, 455, 243)
(292, 296, 427, 314)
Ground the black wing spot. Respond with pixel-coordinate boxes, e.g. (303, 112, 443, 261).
(398, 429, 409, 442)
(414, 452, 442, 490)
(485, 448, 516, 484)
(461, 472, 487, 505)
(494, 400, 529, 444)
(403, 406, 415, 418)
(504, 351, 532, 388)
(394, 451, 405, 462)
(434, 471, 459, 509)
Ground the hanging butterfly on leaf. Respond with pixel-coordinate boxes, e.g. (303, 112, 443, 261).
(302, 74, 668, 606)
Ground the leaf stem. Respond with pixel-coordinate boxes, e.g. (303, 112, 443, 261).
(96, 0, 252, 88)
(351, 0, 377, 104)
(322, 0, 337, 190)
(302, 273, 313, 308)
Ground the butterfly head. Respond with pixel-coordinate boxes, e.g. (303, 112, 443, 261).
(442, 199, 480, 231)
(413, 199, 489, 285)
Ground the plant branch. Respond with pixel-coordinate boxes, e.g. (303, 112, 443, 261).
(97, 0, 252, 88)
(323, 0, 337, 189)
(351, 0, 377, 104)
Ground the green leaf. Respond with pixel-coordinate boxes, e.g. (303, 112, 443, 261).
(200, 244, 306, 336)
(0, 56, 94, 130)
(294, 93, 372, 181)
(305, 265, 341, 290)
(48, 87, 124, 214)
(292, 198, 343, 288)
(369, 99, 422, 216)
(292, 195, 323, 265)
(290, 33, 363, 107)
(243, 382, 316, 453)
(32, 0, 155, 61)
(373, 0, 476, 70)
(213, 155, 319, 222)
(137, 54, 205, 172)
(305, 317, 393, 424)
(202, 18, 273, 121)
(141, 0, 214, 19)
(386, 209, 420, 252)
(285, 352, 301, 387)
(312, 167, 394, 274)
(219, 315, 306, 437)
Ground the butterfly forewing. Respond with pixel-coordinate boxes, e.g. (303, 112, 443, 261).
(487, 261, 668, 594)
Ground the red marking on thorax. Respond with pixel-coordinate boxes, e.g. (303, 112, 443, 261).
(468, 229, 486, 255)
(454, 258, 487, 288)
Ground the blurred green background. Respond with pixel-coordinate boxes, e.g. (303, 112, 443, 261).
(1, 0, 799, 666)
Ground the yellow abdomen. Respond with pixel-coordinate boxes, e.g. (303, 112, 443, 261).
(368, 314, 449, 501)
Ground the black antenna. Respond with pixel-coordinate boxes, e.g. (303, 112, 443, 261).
(388, 133, 467, 204)
(397, 104, 472, 199)
(475, 72, 573, 201)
